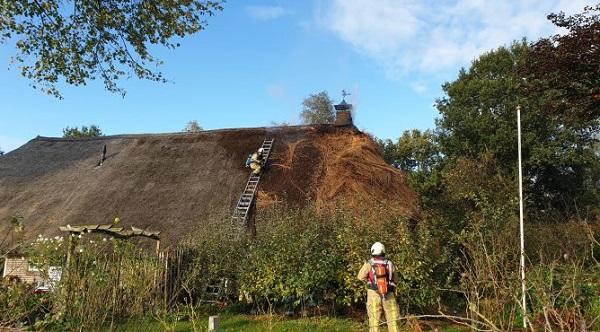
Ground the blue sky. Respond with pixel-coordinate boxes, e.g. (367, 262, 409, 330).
(0, 0, 591, 152)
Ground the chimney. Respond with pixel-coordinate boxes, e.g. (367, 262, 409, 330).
(334, 90, 353, 126)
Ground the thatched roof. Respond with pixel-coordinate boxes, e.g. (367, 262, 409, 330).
(0, 124, 417, 247)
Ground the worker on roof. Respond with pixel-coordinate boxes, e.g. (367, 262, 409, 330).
(357, 242, 400, 332)
(249, 148, 265, 175)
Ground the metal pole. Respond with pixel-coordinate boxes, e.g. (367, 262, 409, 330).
(517, 105, 527, 328)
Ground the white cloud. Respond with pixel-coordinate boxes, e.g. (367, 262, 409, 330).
(327, 0, 423, 54)
(246, 5, 286, 20)
(318, 0, 592, 78)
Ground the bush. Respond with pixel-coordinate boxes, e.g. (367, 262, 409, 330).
(527, 262, 600, 331)
(0, 234, 164, 330)
(4, 206, 596, 330)
(181, 206, 454, 315)
(0, 281, 52, 328)
(455, 212, 600, 331)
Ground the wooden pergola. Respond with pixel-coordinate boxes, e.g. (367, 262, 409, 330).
(59, 224, 161, 267)
(58, 224, 162, 327)
(59, 224, 160, 240)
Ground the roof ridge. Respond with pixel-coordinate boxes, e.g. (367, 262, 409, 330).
(31, 124, 338, 142)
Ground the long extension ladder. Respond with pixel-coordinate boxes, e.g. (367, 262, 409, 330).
(232, 138, 275, 224)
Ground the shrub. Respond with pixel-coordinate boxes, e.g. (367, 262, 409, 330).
(0, 281, 52, 328)
(454, 213, 600, 330)
(0, 208, 453, 327)
(179, 206, 454, 314)
(1, 234, 164, 330)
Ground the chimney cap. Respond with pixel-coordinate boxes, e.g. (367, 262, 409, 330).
(334, 99, 351, 111)
(334, 89, 352, 111)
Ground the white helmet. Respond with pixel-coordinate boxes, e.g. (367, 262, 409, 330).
(371, 242, 385, 256)
(258, 148, 264, 154)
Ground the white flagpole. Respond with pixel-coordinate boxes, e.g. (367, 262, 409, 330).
(517, 105, 527, 328)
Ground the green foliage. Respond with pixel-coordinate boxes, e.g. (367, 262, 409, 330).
(175, 219, 250, 302)
(394, 130, 441, 174)
(2, 216, 25, 258)
(183, 120, 203, 133)
(60, 238, 160, 329)
(1, 0, 224, 98)
(436, 42, 528, 164)
(589, 280, 600, 331)
(451, 175, 600, 330)
(173, 208, 453, 314)
(9, 215, 23, 231)
(62, 125, 103, 138)
(115, 314, 364, 332)
(230, 208, 451, 312)
(300, 91, 336, 124)
(376, 129, 443, 207)
(26, 235, 67, 269)
(435, 39, 600, 220)
(239, 210, 343, 309)
(524, 5, 600, 125)
(377, 17, 599, 221)
(375, 138, 396, 164)
(526, 260, 600, 331)
(376, 130, 441, 173)
(1, 235, 163, 330)
(0, 281, 52, 328)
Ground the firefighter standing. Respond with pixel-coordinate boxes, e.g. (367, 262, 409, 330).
(357, 242, 400, 332)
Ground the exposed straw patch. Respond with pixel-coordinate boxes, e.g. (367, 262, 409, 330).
(260, 129, 418, 218)
(256, 190, 282, 209)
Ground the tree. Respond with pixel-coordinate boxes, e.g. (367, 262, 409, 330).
(436, 42, 529, 165)
(375, 138, 397, 164)
(183, 120, 203, 132)
(436, 39, 599, 219)
(1, 1, 223, 98)
(376, 130, 442, 207)
(62, 125, 103, 138)
(300, 91, 335, 124)
(376, 130, 441, 172)
(0, 146, 4, 156)
(524, 5, 600, 125)
(521, 6, 600, 216)
(394, 129, 441, 174)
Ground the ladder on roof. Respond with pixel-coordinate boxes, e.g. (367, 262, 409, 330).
(232, 138, 275, 224)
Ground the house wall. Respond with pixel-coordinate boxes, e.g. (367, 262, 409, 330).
(2, 256, 42, 284)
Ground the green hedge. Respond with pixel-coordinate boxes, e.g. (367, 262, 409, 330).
(185, 207, 455, 314)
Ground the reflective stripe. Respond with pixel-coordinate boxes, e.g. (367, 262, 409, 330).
(368, 258, 393, 293)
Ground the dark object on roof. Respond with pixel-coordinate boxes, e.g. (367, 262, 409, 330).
(334, 93, 353, 125)
(97, 144, 107, 167)
(334, 99, 352, 111)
